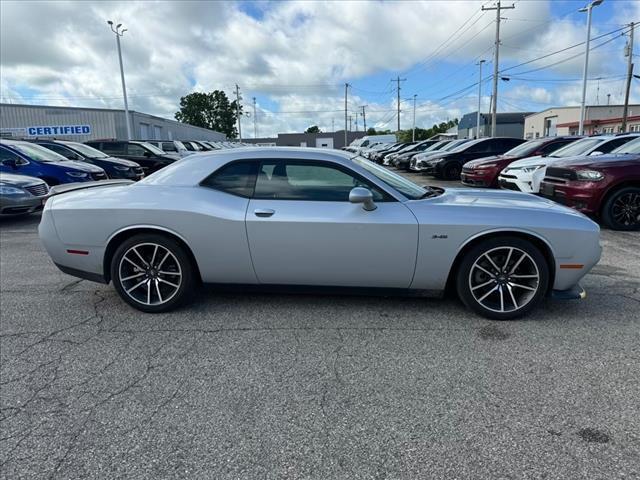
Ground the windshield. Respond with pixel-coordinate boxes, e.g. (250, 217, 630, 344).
(139, 142, 167, 155)
(424, 141, 447, 152)
(9, 142, 68, 162)
(504, 139, 547, 157)
(611, 137, 640, 154)
(352, 156, 427, 200)
(443, 139, 470, 152)
(65, 142, 109, 158)
(550, 138, 605, 157)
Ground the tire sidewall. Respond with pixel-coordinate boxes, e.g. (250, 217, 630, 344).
(110, 233, 195, 313)
(456, 236, 550, 320)
(601, 187, 640, 231)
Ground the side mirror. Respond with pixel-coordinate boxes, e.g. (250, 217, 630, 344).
(349, 187, 377, 211)
(590, 151, 603, 156)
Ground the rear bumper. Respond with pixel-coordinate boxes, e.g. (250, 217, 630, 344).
(551, 284, 586, 300)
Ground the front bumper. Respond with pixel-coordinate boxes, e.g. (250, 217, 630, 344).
(461, 169, 497, 187)
(538, 181, 602, 215)
(551, 284, 586, 300)
(0, 194, 47, 216)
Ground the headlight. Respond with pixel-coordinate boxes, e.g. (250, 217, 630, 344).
(576, 170, 604, 181)
(0, 185, 24, 195)
(114, 166, 130, 171)
(475, 163, 498, 169)
(521, 165, 545, 173)
(66, 172, 88, 178)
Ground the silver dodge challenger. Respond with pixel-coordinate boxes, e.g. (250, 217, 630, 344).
(39, 147, 601, 320)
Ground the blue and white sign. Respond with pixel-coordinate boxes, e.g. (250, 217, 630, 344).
(26, 125, 91, 136)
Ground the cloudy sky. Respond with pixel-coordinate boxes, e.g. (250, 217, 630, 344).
(1, 0, 639, 137)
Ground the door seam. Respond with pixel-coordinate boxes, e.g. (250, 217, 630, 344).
(243, 199, 261, 284)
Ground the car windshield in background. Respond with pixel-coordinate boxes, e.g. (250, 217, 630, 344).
(504, 139, 548, 157)
(352, 156, 427, 200)
(424, 141, 447, 152)
(66, 142, 109, 158)
(611, 137, 640, 154)
(10, 142, 68, 162)
(140, 142, 166, 155)
(550, 138, 604, 157)
(444, 139, 471, 152)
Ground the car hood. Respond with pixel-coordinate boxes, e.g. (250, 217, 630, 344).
(58, 160, 105, 173)
(415, 151, 449, 161)
(464, 155, 507, 168)
(98, 156, 140, 167)
(418, 188, 587, 216)
(0, 172, 44, 187)
(547, 153, 640, 169)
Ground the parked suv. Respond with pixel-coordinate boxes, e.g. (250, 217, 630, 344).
(539, 137, 640, 231)
(86, 140, 179, 175)
(33, 140, 144, 180)
(146, 140, 190, 158)
(421, 137, 525, 179)
(461, 136, 580, 188)
(0, 139, 107, 185)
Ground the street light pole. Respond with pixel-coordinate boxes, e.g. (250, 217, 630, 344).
(578, 0, 604, 136)
(412, 94, 417, 142)
(107, 21, 131, 140)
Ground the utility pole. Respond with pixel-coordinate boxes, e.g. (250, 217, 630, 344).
(235, 84, 242, 141)
(622, 22, 635, 133)
(349, 115, 353, 132)
(332, 118, 335, 132)
(607, 93, 611, 105)
(252, 97, 257, 138)
(355, 112, 359, 132)
(578, 0, 603, 136)
(107, 21, 131, 140)
(392, 76, 406, 137)
(476, 59, 486, 139)
(361, 105, 367, 133)
(482, 1, 515, 137)
(412, 94, 417, 142)
(344, 83, 349, 147)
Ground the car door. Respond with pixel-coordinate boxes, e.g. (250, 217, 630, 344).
(0, 147, 32, 175)
(245, 159, 419, 288)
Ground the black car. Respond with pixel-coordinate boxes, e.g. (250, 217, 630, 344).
(85, 140, 179, 175)
(32, 140, 145, 180)
(422, 137, 526, 179)
(392, 140, 442, 170)
(371, 143, 410, 164)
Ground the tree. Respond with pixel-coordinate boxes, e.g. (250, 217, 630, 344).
(175, 90, 241, 138)
(396, 119, 458, 142)
(305, 125, 321, 133)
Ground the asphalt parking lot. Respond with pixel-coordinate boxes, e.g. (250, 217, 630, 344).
(1, 177, 639, 479)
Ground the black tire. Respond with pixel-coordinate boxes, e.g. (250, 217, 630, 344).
(443, 163, 462, 180)
(456, 236, 549, 320)
(110, 233, 197, 313)
(601, 187, 640, 231)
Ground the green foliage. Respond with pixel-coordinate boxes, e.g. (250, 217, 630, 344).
(366, 128, 392, 135)
(305, 125, 321, 133)
(175, 90, 241, 138)
(396, 119, 458, 142)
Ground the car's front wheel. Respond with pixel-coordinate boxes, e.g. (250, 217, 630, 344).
(111, 233, 196, 312)
(443, 163, 461, 180)
(456, 237, 549, 320)
(601, 187, 640, 231)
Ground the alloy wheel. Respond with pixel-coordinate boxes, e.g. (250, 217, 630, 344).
(118, 242, 182, 306)
(468, 246, 540, 314)
(611, 192, 640, 228)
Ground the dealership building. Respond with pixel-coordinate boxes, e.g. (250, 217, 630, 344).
(0, 103, 226, 142)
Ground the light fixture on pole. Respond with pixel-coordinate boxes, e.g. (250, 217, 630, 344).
(577, 0, 604, 136)
(107, 20, 132, 140)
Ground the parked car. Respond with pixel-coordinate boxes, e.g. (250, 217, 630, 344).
(381, 142, 421, 166)
(0, 173, 50, 216)
(461, 136, 581, 188)
(33, 140, 144, 180)
(191, 141, 215, 151)
(40, 147, 601, 320)
(410, 139, 474, 173)
(421, 137, 526, 180)
(146, 140, 191, 158)
(0, 139, 107, 185)
(498, 134, 639, 193)
(85, 140, 179, 175)
(370, 143, 408, 164)
(359, 142, 394, 159)
(539, 137, 640, 231)
(393, 140, 443, 170)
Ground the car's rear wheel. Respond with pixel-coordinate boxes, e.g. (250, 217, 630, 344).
(601, 187, 640, 231)
(456, 237, 549, 320)
(111, 233, 196, 313)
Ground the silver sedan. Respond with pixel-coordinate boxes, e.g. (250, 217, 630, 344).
(39, 147, 601, 320)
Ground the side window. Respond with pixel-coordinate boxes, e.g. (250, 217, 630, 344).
(126, 144, 147, 157)
(0, 146, 27, 165)
(467, 141, 492, 154)
(100, 142, 125, 155)
(254, 161, 386, 202)
(539, 140, 572, 155)
(162, 142, 177, 152)
(201, 161, 259, 197)
(599, 138, 631, 153)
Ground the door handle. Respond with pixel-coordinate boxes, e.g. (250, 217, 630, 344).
(254, 208, 275, 218)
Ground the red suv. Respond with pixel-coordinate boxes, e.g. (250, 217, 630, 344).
(461, 136, 580, 188)
(539, 138, 640, 231)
